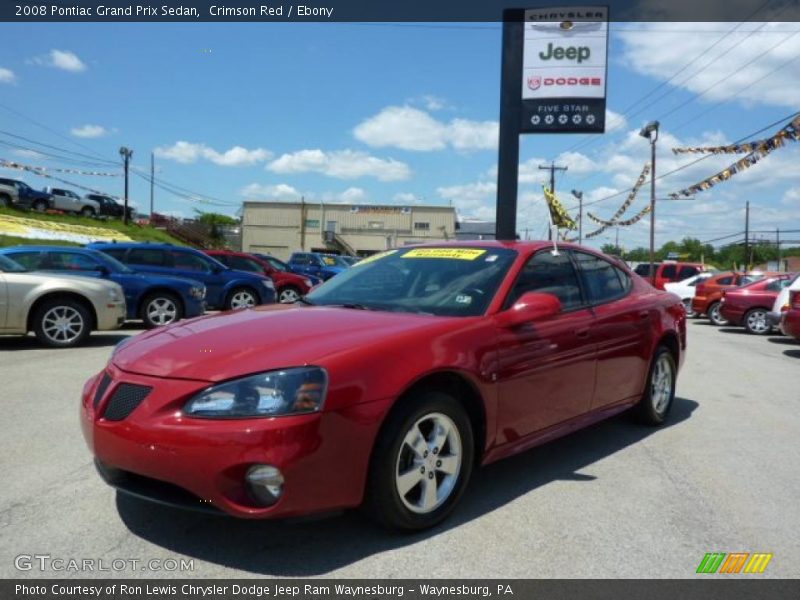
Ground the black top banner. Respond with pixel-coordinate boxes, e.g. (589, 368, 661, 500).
(3, 0, 800, 22)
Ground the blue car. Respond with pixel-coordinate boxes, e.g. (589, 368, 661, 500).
(0, 246, 206, 328)
(88, 242, 276, 310)
(288, 252, 348, 281)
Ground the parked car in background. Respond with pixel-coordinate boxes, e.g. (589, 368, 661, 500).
(782, 291, 800, 341)
(719, 274, 796, 334)
(692, 271, 767, 325)
(82, 241, 685, 530)
(88, 242, 275, 310)
(0, 178, 53, 211)
(42, 187, 100, 216)
(0, 254, 125, 347)
(767, 274, 800, 333)
(288, 252, 348, 281)
(664, 272, 716, 317)
(204, 250, 315, 304)
(633, 261, 709, 290)
(251, 253, 323, 287)
(0, 246, 206, 329)
(335, 255, 359, 267)
(84, 194, 135, 220)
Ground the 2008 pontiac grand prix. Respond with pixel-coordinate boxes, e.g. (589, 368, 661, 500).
(81, 241, 685, 531)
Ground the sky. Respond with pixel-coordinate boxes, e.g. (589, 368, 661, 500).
(1, 21, 799, 252)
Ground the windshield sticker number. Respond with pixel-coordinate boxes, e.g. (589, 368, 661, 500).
(403, 248, 487, 260)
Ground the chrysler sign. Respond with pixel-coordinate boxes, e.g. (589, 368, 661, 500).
(520, 5, 609, 133)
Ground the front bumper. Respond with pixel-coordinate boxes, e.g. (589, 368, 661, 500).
(184, 297, 206, 318)
(81, 364, 390, 519)
(96, 300, 127, 330)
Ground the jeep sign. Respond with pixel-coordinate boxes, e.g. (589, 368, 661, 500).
(520, 5, 609, 133)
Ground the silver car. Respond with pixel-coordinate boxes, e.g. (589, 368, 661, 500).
(42, 187, 101, 217)
(0, 254, 126, 347)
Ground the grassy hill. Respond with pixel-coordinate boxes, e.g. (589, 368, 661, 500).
(0, 207, 185, 247)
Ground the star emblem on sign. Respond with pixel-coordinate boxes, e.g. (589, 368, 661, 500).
(545, 115, 555, 124)
(531, 115, 541, 125)
(558, 114, 568, 124)
(586, 114, 596, 125)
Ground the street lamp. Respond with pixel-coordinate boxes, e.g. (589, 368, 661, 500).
(639, 120, 659, 285)
(571, 189, 583, 244)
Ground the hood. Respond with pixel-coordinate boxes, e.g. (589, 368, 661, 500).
(30, 271, 119, 291)
(112, 305, 446, 382)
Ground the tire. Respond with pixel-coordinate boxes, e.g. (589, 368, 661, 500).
(744, 308, 770, 335)
(278, 286, 301, 304)
(707, 302, 728, 326)
(364, 390, 474, 531)
(634, 346, 677, 426)
(682, 298, 697, 318)
(33, 298, 92, 348)
(226, 287, 258, 310)
(32, 199, 48, 212)
(80, 206, 96, 217)
(140, 292, 183, 329)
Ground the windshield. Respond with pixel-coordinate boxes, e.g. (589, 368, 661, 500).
(0, 254, 27, 273)
(92, 251, 135, 274)
(333, 256, 353, 268)
(256, 255, 288, 271)
(305, 247, 517, 317)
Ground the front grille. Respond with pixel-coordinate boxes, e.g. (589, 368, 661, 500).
(93, 372, 112, 409)
(103, 384, 152, 421)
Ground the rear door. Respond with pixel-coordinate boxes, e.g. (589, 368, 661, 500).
(572, 251, 653, 409)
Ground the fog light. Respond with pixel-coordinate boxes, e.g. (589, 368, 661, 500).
(245, 465, 284, 506)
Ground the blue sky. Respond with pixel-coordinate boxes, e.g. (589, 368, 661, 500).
(1, 22, 799, 250)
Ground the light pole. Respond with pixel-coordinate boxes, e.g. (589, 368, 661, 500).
(571, 189, 583, 244)
(119, 146, 133, 226)
(639, 121, 659, 285)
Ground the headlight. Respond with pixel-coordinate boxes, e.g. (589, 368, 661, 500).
(304, 278, 313, 287)
(108, 287, 122, 301)
(184, 367, 328, 418)
(262, 278, 275, 290)
(190, 285, 206, 300)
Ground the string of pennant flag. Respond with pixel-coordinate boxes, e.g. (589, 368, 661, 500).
(1, 158, 120, 200)
(543, 186, 577, 231)
(583, 162, 651, 239)
(0, 159, 120, 177)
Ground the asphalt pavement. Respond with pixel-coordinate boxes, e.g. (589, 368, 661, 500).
(1, 319, 798, 578)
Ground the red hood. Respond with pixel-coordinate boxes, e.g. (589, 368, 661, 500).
(112, 305, 447, 382)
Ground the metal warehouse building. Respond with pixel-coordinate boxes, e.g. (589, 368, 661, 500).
(241, 201, 457, 261)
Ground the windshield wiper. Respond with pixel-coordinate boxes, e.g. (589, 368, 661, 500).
(338, 303, 374, 310)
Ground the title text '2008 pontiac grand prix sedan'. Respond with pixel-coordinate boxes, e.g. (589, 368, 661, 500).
(81, 241, 686, 531)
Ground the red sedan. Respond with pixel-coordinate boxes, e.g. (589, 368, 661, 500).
(783, 291, 800, 340)
(204, 250, 315, 303)
(81, 242, 686, 531)
(720, 274, 795, 334)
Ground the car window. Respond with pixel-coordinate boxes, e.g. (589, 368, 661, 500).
(505, 250, 584, 311)
(227, 256, 263, 273)
(634, 264, 653, 277)
(291, 255, 309, 265)
(5, 251, 43, 269)
(321, 256, 338, 266)
(47, 252, 101, 271)
(265, 256, 288, 271)
(765, 279, 787, 292)
(661, 264, 677, 279)
(679, 266, 699, 279)
(573, 251, 630, 304)
(101, 248, 128, 261)
(717, 276, 733, 285)
(128, 248, 168, 267)
(171, 250, 210, 272)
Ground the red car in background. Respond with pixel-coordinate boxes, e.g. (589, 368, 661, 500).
(719, 274, 796, 334)
(692, 271, 767, 325)
(783, 291, 800, 340)
(634, 261, 709, 290)
(81, 241, 685, 531)
(205, 250, 315, 303)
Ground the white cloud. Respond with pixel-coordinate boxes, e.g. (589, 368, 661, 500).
(618, 23, 800, 109)
(13, 149, 46, 160)
(30, 50, 87, 73)
(437, 181, 497, 221)
(155, 141, 272, 167)
(71, 124, 108, 138)
(354, 105, 498, 152)
(606, 109, 627, 132)
(240, 183, 302, 201)
(393, 192, 425, 205)
(0, 68, 16, 84)
(267, 149, 410, 181)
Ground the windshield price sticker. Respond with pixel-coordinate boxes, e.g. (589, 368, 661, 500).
(353, 250, 397, 267)
(403, 248, 487, 260)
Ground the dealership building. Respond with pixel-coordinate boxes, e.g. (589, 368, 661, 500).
(241, 201, 457, 260)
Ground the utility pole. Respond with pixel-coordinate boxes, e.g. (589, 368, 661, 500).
(539, 162, 567, 240)
(149, 152, 155, 218)
(119, 146, 133, 226)
(744, 201, 750, 271)
(776, 227, 782, 271)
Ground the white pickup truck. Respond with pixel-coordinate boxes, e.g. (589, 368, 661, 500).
(42, 186, 101, 216)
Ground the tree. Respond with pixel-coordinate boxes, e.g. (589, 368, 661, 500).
(193, 210, 239, 249)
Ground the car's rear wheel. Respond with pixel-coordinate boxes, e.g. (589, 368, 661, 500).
(141, 292, 183, 328)
(708, 302, 728, 326)
(278, 286, 301, 303)
(365, 391, 474, 531)
(634, 346, 676, 426)
(226, 287, 257, 310)
(33, 298, 91, 348)
(80, 206, 95, 217)
(32, 199, 48, 212)
(744, 308, 770, 335)
(682, 298, 697, 318)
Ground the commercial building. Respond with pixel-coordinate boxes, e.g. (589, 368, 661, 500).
(241, 201, 456, 261)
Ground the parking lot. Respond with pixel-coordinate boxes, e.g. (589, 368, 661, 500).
(1, 319, 798, 578)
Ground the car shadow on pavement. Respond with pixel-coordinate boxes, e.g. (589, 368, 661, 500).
(0, 333, 130, 351)
(717, 327, 749, 335)
(116, 397, 698, 576)
(783, 349, 800, 359)
(767, 336, 797, 346)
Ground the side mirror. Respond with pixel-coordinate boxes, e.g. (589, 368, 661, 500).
(495, 292, 562, 328)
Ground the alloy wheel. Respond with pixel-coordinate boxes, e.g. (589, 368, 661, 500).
(279, 288, 300, 303)
(42, 305, 85, 344)
(709, 303, 727, 326)
(746, 309, 769, 334)
(230, 290, 256, 309)
(395, 412, 462, 514)
(146, 297, 178, 326)
(650, 353, 674, 416)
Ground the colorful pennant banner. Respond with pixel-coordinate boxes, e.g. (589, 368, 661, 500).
(0, 159, 120, 177)
(543, 186, 577, 231)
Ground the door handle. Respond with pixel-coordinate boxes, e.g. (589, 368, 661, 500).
(575, 328, 590, 339)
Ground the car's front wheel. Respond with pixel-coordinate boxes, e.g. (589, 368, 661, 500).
(365, 391, 474, 531)
(744, 308, 770, 335)
(634, 346, 676, 426)
(708, 302, 728, 326)
(278, 286, 301, 303)
(33, 298, 92, 348)
(32, 199, 48, 212)
(226, 287, 258, 310)
(141, 292, 183, 328)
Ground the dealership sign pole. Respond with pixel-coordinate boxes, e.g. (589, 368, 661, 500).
(496, 6, 609, 240)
